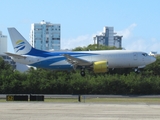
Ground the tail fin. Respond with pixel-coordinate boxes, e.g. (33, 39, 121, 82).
(8, 28, 32, 55)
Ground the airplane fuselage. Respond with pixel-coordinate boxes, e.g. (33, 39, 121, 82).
(11, 50, 155, 71)
(7, 27, 156, 76)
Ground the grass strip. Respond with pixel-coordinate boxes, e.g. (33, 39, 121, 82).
(1, 98, 160, 103)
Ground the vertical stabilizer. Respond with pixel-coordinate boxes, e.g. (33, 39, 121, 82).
(8, 28, 32, 55)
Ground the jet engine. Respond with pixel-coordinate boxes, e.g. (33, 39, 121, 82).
(93, 61, 108, 73)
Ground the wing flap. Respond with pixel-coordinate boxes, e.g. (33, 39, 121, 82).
(63, 54, 92, 66)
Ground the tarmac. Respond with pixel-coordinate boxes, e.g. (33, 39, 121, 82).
(0, 102, 160, 120)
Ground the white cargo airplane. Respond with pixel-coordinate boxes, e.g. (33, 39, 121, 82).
(6, 28, 156, 76)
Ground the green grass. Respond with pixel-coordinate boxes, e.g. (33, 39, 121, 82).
(83, 98, 160, 103)
(45, 98, 160, 103)
(1, 98, 160, 103)
(45, 98, 78, 102)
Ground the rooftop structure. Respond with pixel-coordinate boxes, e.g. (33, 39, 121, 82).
(94, 26, 122, 48)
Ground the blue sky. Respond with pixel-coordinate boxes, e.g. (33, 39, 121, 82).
(0, 0, 160, 53)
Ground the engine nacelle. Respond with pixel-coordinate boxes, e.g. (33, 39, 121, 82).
(93, 61, 108, 73)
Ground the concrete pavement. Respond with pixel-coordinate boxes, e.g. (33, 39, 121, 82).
(0, 102, 160, 120)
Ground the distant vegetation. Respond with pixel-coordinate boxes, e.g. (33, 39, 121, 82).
(72, 44, 122, 51)
(0, 45, 160, 95)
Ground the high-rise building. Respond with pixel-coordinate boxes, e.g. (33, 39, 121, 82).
(0, 31, 7, 54)
(113, 35, 122, 48)
(93, 26, 122, 48)
(30, 20, 61, 51)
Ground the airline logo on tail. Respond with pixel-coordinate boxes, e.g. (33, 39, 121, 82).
(14, 40, 25, 53)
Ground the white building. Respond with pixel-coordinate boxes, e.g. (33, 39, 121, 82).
(30, 20, 61, 51)
(0, 31, 7, 54)
(94, 26, 122, 48)
(0, 31, 17, 69)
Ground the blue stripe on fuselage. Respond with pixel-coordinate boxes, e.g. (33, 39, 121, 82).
(27, 48, 99, 70)
(30, 56, 73, 70)
(26, 48, 98, 57)
(29, 53, 97, 70)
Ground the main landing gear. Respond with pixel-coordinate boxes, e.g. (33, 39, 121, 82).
(134, 68, 141, 73)
(80, 68, 85, 77)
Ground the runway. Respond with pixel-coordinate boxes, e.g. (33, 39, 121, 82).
(0, 102, 160, 120)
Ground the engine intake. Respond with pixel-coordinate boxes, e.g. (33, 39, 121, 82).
(93, 61, 108, 73)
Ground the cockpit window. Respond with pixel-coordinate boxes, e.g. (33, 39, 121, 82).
(142, 53, 148, 56)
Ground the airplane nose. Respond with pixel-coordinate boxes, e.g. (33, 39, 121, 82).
(151, 57, 156, 63)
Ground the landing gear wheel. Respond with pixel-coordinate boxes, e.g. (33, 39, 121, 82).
(135, 68, 140, 74)
(80, 71, 85, 77)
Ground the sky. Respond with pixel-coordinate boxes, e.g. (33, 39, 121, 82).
(0, 0, 160, 53)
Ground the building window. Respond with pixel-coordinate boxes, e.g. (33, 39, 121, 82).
(2, 56, 6, 59)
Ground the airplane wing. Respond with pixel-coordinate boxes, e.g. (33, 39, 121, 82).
(5, 52, 26, 59)
(63, 54, 92, 66)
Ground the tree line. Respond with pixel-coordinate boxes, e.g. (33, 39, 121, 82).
(0, 44, 160, 95)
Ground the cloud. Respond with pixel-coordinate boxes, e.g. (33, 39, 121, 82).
(61, 33, 98, 49)
(124, 38, 148, 51)
(61, 23, 159, 53)
(123, 37, 160, 53)
(116, 23, 159, 53)
(116, 23, 137, 39)
(61, 24, 138, 50)
(61, 31, 100, 49)
(144, 38, 160, 52)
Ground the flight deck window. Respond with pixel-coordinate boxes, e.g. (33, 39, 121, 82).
(142, 53, 148, 56)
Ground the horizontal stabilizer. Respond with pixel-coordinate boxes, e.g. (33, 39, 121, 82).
(5, 52, 26, 59)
